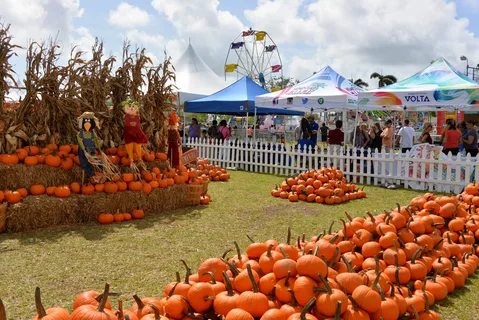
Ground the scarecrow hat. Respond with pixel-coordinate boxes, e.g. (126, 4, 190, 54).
(78, 112, 100, 129)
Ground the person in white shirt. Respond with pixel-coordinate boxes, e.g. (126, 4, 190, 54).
(395, 119, 415, 153)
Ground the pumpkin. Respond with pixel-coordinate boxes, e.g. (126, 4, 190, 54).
(225, 309, 254, 320)
(236, 265, 269, 318)
(129, 295, 162, 319)
(351, 271, 382, 313)
(286, 297, 318, 320)
(129, 181, 143, 191)
(131, 208, 145, 219)
(97, 213, 114, 224)
(46, 187, 57, 196)
(24, 155, 39, 166)
(156, 152, 167, 161)
(187, 282, 215, 313)
(71, 283, 117, 320)
(214, 271, 238, 316)
(113, 211, 125, 223)
(5, 191, 21, 204)
(32, 287, 71, 320)
(104, 182, 118, 194)
(17, 188, 28, 198)
(45, 153, 61, 167)
(54, 185, 71, 198)
(30, 184, 46, 196)
(315, 274, 348, 317)
(2, 154, 19, 165)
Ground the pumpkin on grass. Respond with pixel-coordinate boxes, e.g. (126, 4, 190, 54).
(132, 208, 145, 219)
(236, 264, 269, 318)
(115, 300, 138, 320)
(71, 283, 117, 320)
(129, 295, 162, 319)
(32, 287, 71, 320)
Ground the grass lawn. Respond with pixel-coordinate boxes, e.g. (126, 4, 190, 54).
(0, 171, 478, 319)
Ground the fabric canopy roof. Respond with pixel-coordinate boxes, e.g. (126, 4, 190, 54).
(358, 57, 479, 111)
(254, 66, 364, 112)
(184, 76, 303, 115)
(174, 42, 227, 103)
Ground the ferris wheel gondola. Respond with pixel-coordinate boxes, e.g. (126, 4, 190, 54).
(224, 28, 283, 89)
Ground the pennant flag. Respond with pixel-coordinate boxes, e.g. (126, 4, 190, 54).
(242, 29, 255, 37)
(225, 64, 238, 72)
(272, 65, 282, 73)
(231, 42, 244, 49)
(265, 45, 276, 52)
(255, 31, 267, 41)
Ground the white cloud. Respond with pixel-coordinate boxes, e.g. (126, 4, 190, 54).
(108, 2, 151, 29)
(243, 0, 479, 87)
(463, 0, 479, 11)
(151, 0, 244, 75)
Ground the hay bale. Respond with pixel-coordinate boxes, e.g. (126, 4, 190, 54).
(6, 195, 80, 233)
(5, 184, 189, 233)
(0, 164, 83, 190)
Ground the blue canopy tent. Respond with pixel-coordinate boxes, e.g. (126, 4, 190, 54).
(184, 76, 303, 115)
(184, 76, 303, 140)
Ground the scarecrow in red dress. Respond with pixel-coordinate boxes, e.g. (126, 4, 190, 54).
(167, 111, 182, 168)
(122, 99, 148, 168)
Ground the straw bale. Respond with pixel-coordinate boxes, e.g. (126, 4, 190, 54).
(0, 164, 83, 190)
(4, 184, 188, 233)
(6, 195, 80, 232)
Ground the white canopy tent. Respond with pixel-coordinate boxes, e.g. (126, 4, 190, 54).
(174, 41, 227, 104)
(254, 66, 364, 112)
(358, 57, 479, 111)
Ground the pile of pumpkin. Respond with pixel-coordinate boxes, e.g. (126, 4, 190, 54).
(197, 158, 230, 182)
(0, 166, 209, 205)
(97, 208, 145, 224)
(19, 182, 479, 320)
(271, 167, 366, 204)
(0, 144, 166, 167)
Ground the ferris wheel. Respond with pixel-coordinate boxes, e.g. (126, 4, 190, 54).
(224, 28, 283, 88)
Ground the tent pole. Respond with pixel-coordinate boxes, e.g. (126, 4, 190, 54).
(253, 107, 257, 142)
(352, 108, 359, 147)
(245, 111, 249, 141)
(183, 108, 187, 145)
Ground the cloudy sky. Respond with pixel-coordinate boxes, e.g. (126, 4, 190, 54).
(2, 0, 479, 89)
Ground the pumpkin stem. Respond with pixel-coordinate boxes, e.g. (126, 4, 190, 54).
(287, 289, 298, 307)
(279, 247, 289, 259)
(433, 238, 444, 250)
(411, 248, 422, 264)
(246, 235, 255, 243)
(222, 248, 233, 259)
(374, 255, 381, 274)
(366, 211, 375, 222)
(410, 304, 420, 320)
(397, 237, 405, 248)
(328, 221, 335, 235)
(302, 233, 306, 243)
(34, 287, 48, 318)
(422, 292, 431, 313)
(167, 283, 178, 297)
(233, 241, 243, 261)
(149, 304, 161, 319)
(132, 294, 145, 309)
(329, 234, 339, 244)
(371, 271, 382, 290)
(340, 254, 354, 273)
(333, 301, 342, 320)
(287, 227, 292, 245)
(296, 236, 302, 250)
(313, 245, 320, 257)
(376, 283, 386, 301)
(393, 253, 399, 268)
(387, 281, 396, 297)
(202, 272, 217, 284)
(222, 271, 235, 296)
(98, 283, 110, 313)
(333, 275, 347, 293)
(180, 260, 191, 284)
(246, 264, 259, 293)
(345, 212, 353, 222)
(328, 247, 340, 268)
(265, 244, 274, 257)
(300, 297, 316, 320)
(378, 225, 385, 236)
(317, 273, 332, 294)
(394, 268, 401, 286)
(284, 271, 291, 287)
(116, 300, 124, 319)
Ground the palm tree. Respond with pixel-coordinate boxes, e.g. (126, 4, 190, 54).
(349, 78, 369, 88)
(370, 72, 397, 87)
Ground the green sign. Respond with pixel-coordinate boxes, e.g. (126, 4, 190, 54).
(317, 98, 324, 105)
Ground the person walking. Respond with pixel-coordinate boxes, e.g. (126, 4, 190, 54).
(442, 122, 461, 155)
(381, 120, 394, 153)
(351, 124, 370, 149)
(308, 115, 319, 145)
(320, 123, 329, 142)
(462, 120, 478, 156)
(419, 122, 433, 144)
(395, 119, 414, 153)
(369, 122, 383, 152)
(328, 120, 344, 146)
(188, 118, 201, 139)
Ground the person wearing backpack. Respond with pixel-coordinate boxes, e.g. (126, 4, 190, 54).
(218, 119, 231, 141)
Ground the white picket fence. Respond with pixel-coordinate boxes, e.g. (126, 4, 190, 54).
(185, 138, 479, 194)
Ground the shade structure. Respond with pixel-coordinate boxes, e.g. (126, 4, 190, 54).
(254, 66, 364, 112)
(184, 76, 303, 115)
(358, 57, 479, 111)
(175, 42, 227, 103)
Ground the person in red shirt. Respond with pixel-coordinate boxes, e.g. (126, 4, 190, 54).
(122, 99, 148, 166)
(442, 122, 462, 155)
(328, 120, 344, 145)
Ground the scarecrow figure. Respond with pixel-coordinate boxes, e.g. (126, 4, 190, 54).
(167, 111, 182, 168)
(77, 112, 103, 183)
(122, 99, 148, 166)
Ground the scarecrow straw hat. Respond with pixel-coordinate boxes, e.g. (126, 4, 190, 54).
(78, 112, 101, 129)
